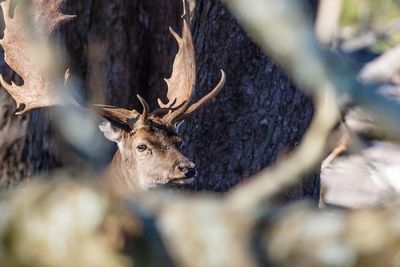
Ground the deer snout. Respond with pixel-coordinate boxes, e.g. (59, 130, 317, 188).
(175, 160, 196, 178)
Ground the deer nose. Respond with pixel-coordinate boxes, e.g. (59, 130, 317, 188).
(176, 160, 196, 178)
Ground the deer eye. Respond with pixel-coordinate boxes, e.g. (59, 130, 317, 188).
(136, 144, 147, 152)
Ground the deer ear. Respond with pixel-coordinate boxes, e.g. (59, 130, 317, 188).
(99, 121, 123, 143)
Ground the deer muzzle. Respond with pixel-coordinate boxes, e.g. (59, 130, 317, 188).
(172, 159, 196, 183)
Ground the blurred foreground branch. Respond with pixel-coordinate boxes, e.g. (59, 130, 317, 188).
(360, 45, 400, 84)
(3, 180, 400, 267)
(315, 0, 343, 46)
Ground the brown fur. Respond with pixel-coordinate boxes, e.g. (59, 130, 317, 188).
(101, 121, 195, 191)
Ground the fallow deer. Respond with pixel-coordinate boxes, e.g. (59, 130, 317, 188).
(0, 0, 225, 191)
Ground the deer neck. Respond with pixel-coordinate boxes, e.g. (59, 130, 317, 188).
(107, 149, 141, 192)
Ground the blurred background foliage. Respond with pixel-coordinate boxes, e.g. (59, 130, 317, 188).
(341, 0, 400, 52)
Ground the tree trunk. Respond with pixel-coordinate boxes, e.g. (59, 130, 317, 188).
(0, 0, 318, 201)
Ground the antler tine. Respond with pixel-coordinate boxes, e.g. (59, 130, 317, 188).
(137, 94, 149, 124)
(173, 69, 226, 123)
(162, 96, 192, 125)
(181, 0, 190, 20)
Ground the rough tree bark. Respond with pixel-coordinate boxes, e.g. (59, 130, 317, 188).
(0, 0, 318, 201)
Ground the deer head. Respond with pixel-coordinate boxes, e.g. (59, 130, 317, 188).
(0, 0, 225, 190)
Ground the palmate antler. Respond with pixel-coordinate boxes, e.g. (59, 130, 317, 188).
(0, 0, 75, 115)
(0, 0, 225, 129)
(157, 0, 226, 125)
(0, 0, 146, 125)
(96, 0, 222, 127)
